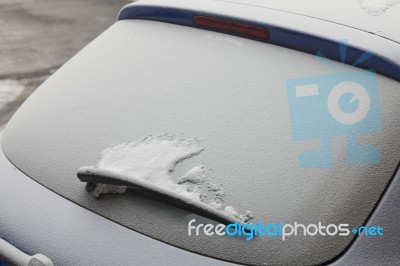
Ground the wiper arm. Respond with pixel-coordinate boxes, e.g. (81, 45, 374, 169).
(77, 166, 250, 230)
(0, 238, 53, 266)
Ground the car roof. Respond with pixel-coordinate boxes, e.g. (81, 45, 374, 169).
(222, 0, 400, 44)
(119, 0, 400, 82)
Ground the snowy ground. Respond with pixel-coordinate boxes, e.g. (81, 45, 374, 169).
(0, 75, 50, 126)
(0, 80, 25, 109)
(0, 0, 128, 128)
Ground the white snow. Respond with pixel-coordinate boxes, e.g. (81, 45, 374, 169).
(359, 0, 400, 15)
(94, 135, 253, 222)
(0, 79, 25, 109)
(95, 135, 204, 201)
(178, 165, 207, 184)
(224, 206, 254, 222)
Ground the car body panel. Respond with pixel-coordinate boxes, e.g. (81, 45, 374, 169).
(1, 0, 400, 265)
(223, 0, 400, 44)
(332, 163, 400, 265)
(3, 18, 400, 265)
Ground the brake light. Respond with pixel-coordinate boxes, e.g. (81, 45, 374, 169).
(193, 16, 269, 40)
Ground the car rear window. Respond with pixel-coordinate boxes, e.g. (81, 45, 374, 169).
(2, 20, 400, 265)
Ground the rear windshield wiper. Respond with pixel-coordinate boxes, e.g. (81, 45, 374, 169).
(77, 166, 249, 229)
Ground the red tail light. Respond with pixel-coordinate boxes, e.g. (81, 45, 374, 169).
(193, 16, 269, 40)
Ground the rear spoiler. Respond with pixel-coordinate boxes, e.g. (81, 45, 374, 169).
(118, 0, 400, 82)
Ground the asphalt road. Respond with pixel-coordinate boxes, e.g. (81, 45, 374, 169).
(0, 0, 129, 127)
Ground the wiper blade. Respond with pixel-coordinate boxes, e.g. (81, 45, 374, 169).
(77, 166, 249, 229)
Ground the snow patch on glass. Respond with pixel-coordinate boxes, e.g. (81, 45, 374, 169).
(93, 135, 253, 222)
